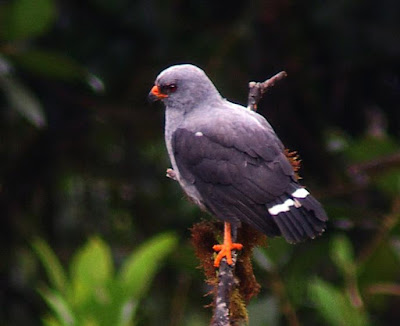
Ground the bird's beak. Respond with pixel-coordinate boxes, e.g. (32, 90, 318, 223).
(148, 85, 168, 102)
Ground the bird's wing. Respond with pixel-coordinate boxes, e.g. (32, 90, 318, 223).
(171, 114, 294, 236)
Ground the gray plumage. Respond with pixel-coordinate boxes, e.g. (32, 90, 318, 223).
(150, 64, 327, 243)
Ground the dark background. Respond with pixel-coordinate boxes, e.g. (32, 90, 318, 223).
(1, 0, 400, 325)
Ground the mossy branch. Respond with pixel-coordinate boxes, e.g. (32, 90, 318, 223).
(191, 221, 265, 326)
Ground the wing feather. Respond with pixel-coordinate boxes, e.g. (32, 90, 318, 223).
(170, 107, 327, 242)
(172, 123, 291, 235)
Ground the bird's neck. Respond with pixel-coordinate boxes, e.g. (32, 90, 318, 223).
(165, 106, 186, 134)
(164, 90, 224, 136)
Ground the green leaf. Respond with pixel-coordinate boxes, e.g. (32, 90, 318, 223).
(358, 242, 400, 285)
(41, 316, 64, 326)
(342, 134, 400, 196)
(81, 317, 100, 326)
(32, 238, 67, 293)
(309, 278, 347, 326)
(117, 299, 137, 326)
(331, 234, 356, 276)
(374, 170, 400, 196)
(39, 288, 75, 326)
(10, 50, 87, 81)
(309, 278, 369, 326)
(0, 74, 46, 127)
(344, 135, 398, 163)
(119, 232, 178, 300)
(70, 237, 114, 306)
(2, 0, 56, 40)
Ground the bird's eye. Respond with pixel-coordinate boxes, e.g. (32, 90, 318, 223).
(167, 84, 177, 93)
(160, 83, 177, 95)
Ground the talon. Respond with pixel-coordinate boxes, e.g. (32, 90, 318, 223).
(213, 222, 243, 267)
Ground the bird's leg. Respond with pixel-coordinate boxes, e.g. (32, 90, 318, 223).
(212, 222, 243, 267)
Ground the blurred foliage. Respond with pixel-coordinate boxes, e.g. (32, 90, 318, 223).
(2, 0, 55, 41)
(308, 235, 369, 326)
(309, 278, 368, 326)
(1, 0, 400, 325)
(33, 233, 177, 326)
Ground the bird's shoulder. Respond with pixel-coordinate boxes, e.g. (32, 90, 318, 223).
(174, 100, 284, 162)
(186, 100, 273, 132)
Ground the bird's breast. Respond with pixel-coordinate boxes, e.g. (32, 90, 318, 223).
(164, 109, 206, 210)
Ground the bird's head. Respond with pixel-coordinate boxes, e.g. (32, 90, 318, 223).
(148, 64, 220, 109)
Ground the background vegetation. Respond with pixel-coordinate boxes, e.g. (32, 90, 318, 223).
(1, 0, 400, 325)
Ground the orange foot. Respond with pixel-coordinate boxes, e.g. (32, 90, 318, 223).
(213, 222, 243, 267)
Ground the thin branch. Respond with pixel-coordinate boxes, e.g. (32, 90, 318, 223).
(247, 71, 288, 111)
(347, 152, 400, 180)
(366, 283, 400, 296)
(345, 273, 364, 309)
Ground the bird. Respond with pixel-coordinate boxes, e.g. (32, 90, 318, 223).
(149, 64, 328, 267)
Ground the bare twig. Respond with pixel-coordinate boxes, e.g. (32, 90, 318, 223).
(247, 71, 287, 111)
(366, 283, 400, 296)
(345, 272, 364, 309)
(347, 152, 400, 180)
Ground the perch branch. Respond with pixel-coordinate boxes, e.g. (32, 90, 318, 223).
(247, 71, 287, 111)
(211, 225, 239, 326)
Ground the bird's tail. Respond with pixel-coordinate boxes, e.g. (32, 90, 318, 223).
(266, 183, 328, 243)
